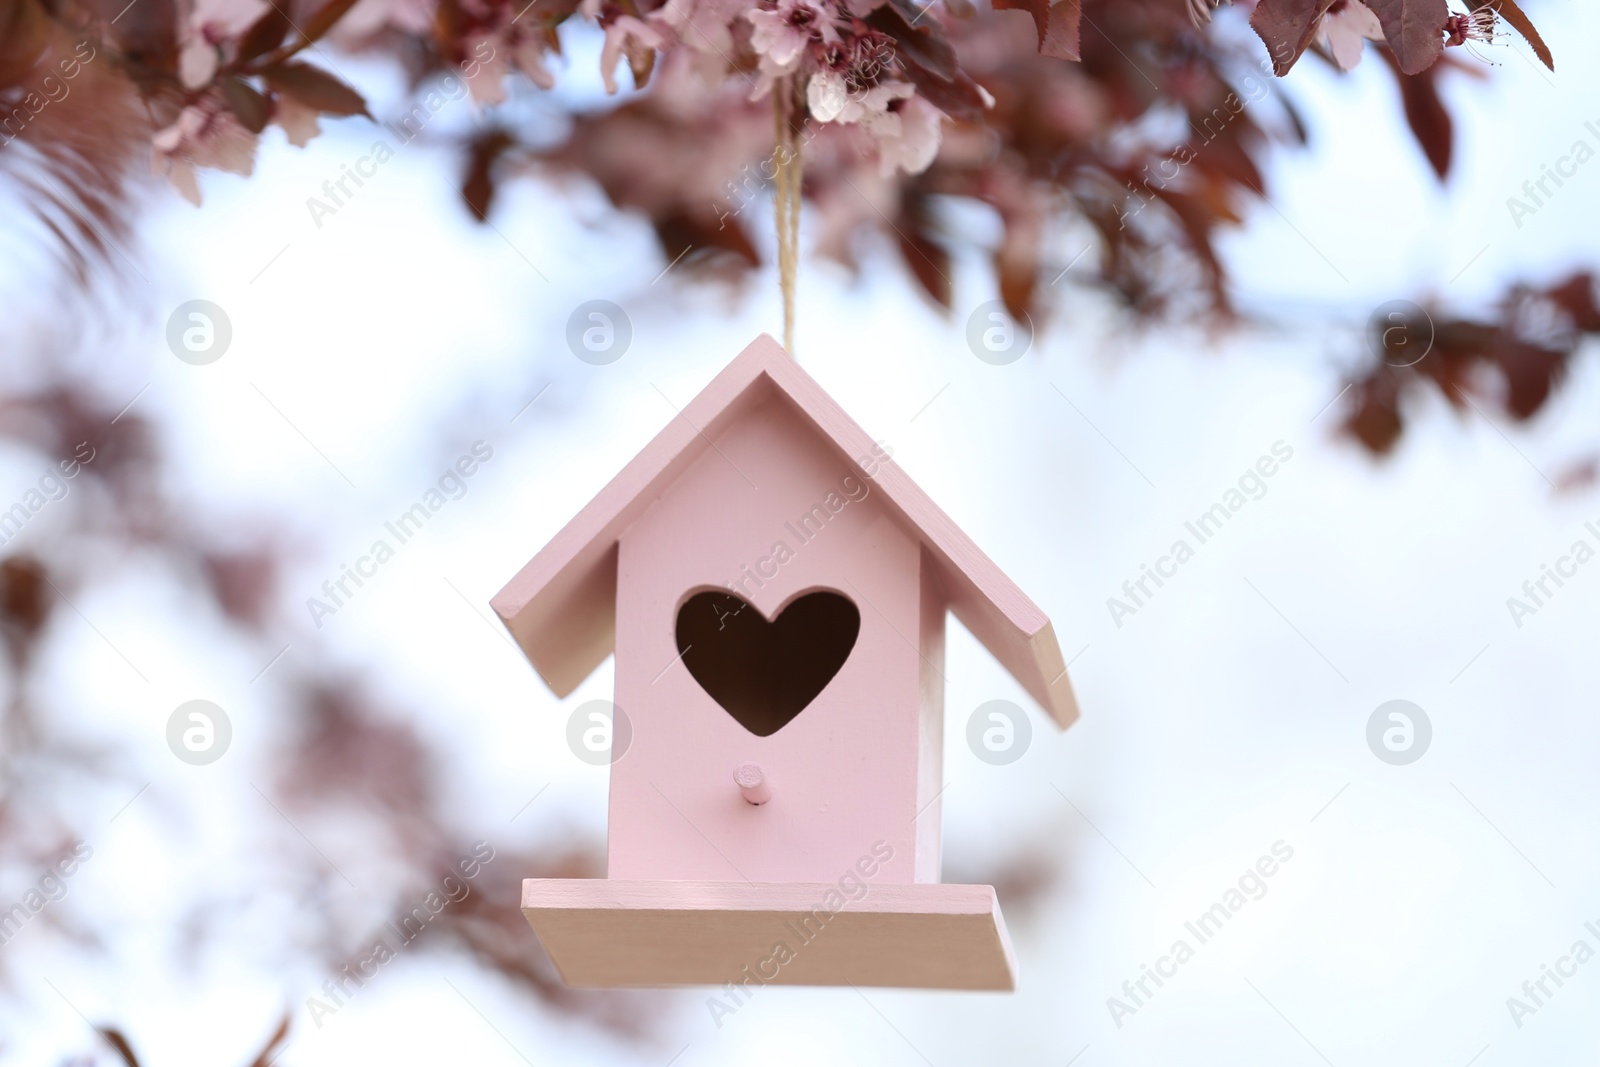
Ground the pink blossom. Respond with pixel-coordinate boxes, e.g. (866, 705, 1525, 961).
(514, 38, 557, 90)
(463, 34, 515, 105)
(807, 76, 941, 176)
(337, 0, 437, 38)
(872, 93, 942, 176)
(1316, 0, 1383, 71)
(746, 0, 839, 74)
(151, 98, 259, 205)
(600, 15, 666, 94)
(178, 0, 271, 88)
(273, 95, 321, 148)
(461, 29, 556, 106)
(653, 0, 748, 63)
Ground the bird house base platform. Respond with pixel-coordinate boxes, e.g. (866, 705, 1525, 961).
(521, 879, 1017, 990)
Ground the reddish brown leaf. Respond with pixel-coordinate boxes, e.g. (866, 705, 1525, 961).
(1344, 375, 1404, 454)
(0, 0, 50, 86)
(244, 1015, 291, 1067)
(96, 1029, 142, 1067)
(263, 62, 370, 116)
(993, 0, 1081, 61)
(871, 0, 959, 80)
(1249, 0, 1338, 76)
(296, 0, 364, 46)
(1364, 0, 1448, 75)
(1495, 339, 1564, 419)
(896, 194, 952, 308)
(865, 0, 991, 119)
(221, 76, 272, 133)
(1380, 50, 1451, 179)
(1489, 0, 1553, 71)
(654, 211, 761, 272)
(236, 4, 295, 65)
(1546, 273, 1600, 331)
(0, 556, 49, 641)
(461, 130, 513, 222)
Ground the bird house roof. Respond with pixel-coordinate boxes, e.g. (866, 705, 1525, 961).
(491, 334, 1079, 729)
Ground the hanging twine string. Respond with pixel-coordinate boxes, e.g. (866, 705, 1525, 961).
(773, 78, 803, 355)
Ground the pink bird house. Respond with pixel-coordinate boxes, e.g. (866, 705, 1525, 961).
(492, 334, 1079, 991)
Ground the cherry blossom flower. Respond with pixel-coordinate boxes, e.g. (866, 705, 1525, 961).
(1444, 9, 1500, 48)
(459, 26, 558, 107)
(513, 37, 558, 90)
(747, 0, 840, 74)
(600, 15, 667, 94)
(807, 76, 940, 175)
(337, 0, 437, 38)
(274, 95, 321, 148)
(1315, 0, 1383, 71)
(151, 97, 259, 204)
(871, 92, 941, 176)
(178, 0, 271, 88)
(654, 0, 748, 65)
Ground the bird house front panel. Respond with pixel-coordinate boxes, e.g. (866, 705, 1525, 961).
(610, 388, 937, 884)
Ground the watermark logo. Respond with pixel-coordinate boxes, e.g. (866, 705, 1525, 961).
(166, 300, 232, 365)
(965, 300, 1032, 365)
(1366, 699, 1430, 765)
(1107, 840, 1295, 1028)
(1505, 120, 1600, 230)
(1504, 917, 1600, 1029)
(566, 699, 632, 765)
(0, 841, 93, 947)
(306, 840, 495, 1028)
(966, 699, 1032, 765)
(1107, 441, 1295, 628)
(166, 700, 232, 765)
(1366, 300, 1434, 368)
(0, 441, 96, 548)
(306, 442, 494, 629)
(1505, 521, 1600, 629)
(705, 841, 894, 1027)
(566, 300, 631, 365)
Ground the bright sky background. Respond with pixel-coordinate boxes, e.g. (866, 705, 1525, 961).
(3, 2, 1599, 1064)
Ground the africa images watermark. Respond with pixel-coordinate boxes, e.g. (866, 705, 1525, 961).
(0, 441, 98, 548)
(720, 440, 894, 607)
(306, 441, 494, 628)
(0, 841, 93, 949)
(1503, 517, 1600, 629)
(1107, 441, 1295, 627)
(0, 40, 97, 146)
(1504, 116, 1600, 230)
(704, 840, 895, 1028)
(305, 42, 497, 229)
(1106, 840, 1296, 1028)
(1502, 912, 1600, 1030)
(1114, 41, 1292, 230)
(305, 839, 495, 1027)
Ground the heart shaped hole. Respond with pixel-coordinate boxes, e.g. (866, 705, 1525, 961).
(675, 589, 861, 737)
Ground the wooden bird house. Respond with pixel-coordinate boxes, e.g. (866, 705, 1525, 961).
(493, 334, 1078, 990)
